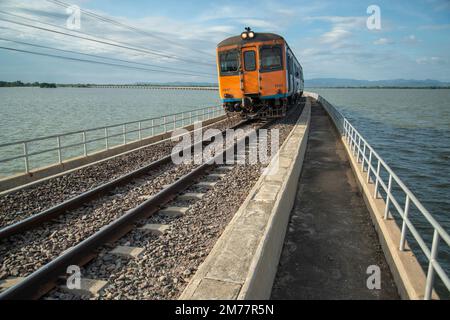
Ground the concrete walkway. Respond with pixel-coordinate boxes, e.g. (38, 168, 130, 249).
(271, 100, 399, 299)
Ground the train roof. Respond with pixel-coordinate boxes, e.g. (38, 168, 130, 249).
(217, 33, 285, 47)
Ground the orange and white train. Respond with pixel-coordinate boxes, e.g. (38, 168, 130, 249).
(216, 28, 304, 116)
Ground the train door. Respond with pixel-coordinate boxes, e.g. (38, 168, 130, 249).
(241, 47, 259, 94)
(287, 54, 293, 96)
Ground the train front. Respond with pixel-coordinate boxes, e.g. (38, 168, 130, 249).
(216, 29, 288, 116)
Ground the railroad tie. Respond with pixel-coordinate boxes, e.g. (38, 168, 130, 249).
(138, 223, 170, 236)
(196, 181, 217, 188)
(0, 277, 25, 292)
(177, 193, 204, 201)
(216, 166, 234, 172)
(158, 206, 189, 217)
(59, 278, 108, 297)
(110, 245, 145, 259)
(207, 173, 226, 179)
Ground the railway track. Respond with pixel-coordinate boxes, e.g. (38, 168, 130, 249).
(0, 102, 304, 300)
(0, 116, 240, 229)
(0, 119, 248, 240)
(0, 117, 272, 299)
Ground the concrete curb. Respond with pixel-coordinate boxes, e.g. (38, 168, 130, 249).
(0, 115, 228, 194)
(179, 101, 311, 300)
(310, 93, 438, 300)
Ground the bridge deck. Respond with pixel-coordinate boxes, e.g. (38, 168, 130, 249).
(271, 99, 399, 299)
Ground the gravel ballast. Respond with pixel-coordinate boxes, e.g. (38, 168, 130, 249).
(0, 120, 260, 282)
(0, 117, 240, 228)
(45, 103, 304, 300)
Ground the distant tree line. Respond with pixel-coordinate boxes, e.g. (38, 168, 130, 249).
(0, 81, 57, 88)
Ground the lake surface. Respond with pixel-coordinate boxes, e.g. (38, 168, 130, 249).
(0, 87, 449, 294)
(0, 88, 221, 175)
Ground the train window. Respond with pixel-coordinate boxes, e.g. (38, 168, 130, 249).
(260, 46, 282, 71)
(219, 50, 239, 74)
(244, 51, 256, 71)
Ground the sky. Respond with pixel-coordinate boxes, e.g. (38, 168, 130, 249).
(0, 0, 449, 83)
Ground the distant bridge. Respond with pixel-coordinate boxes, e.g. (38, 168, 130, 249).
(85, 85, 219, 90)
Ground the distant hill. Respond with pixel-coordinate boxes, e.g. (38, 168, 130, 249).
(305, 78, 450, 88)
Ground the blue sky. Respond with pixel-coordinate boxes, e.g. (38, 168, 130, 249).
(0, 0, 449, 83)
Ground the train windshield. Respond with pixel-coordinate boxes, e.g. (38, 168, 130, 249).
(219, 50, 239, 74)
(260, 47, 282, 70)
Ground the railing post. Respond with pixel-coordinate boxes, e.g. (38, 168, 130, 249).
(138, 122, 142, 141)
(356, 136, 361, 162)
(105, 128, 109, 150)
(23, 142, 29, 173)
(57, 136, 62, 164)
(384, 174, 393, 219)
(82, 131, 87, 156)
(367, 150, 373, 183)
(362, 143, 366, 170)
(344, 119, 348, 143)
(424, 230, 440, 300)
(399, 194, 411, 251)
(123, 124, 126, 145)
(351, 129, 356, 154)
(373, 159, 381, 198)
(181, 112, 185, 127)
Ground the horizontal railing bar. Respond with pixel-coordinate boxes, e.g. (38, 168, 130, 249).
(403, 217, 432, 259)
(0, 154, 26, 163)
(0, 105, 222, 147)
(0, 109, 226, 168)
(431, 260, 450, 290)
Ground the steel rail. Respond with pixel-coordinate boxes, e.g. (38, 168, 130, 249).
(0, 119, 247, 240)
(0, 118, 274, 300)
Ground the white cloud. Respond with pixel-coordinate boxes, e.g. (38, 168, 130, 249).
(416, 56, 447, 65)
(403, 34, 419, 44)
(0, 0, 229, 80)
(418, 23, 450, 30)
(373, 38, 394, 45)
(304, 16, 365, 49)
(320, 27, 351, 44)
(303, 16, 366, 29)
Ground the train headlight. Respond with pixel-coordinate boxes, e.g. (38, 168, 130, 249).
(248, 31, 255, 38)
(241, 32, 248, 39)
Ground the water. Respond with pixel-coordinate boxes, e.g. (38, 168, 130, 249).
(0, 87, 449, 295)
(312, 88, 450, 296)
(0, 87, 220, 176)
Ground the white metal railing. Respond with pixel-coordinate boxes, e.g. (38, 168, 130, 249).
(316, 94, 450, 300)
(0, 105, 225, 176)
